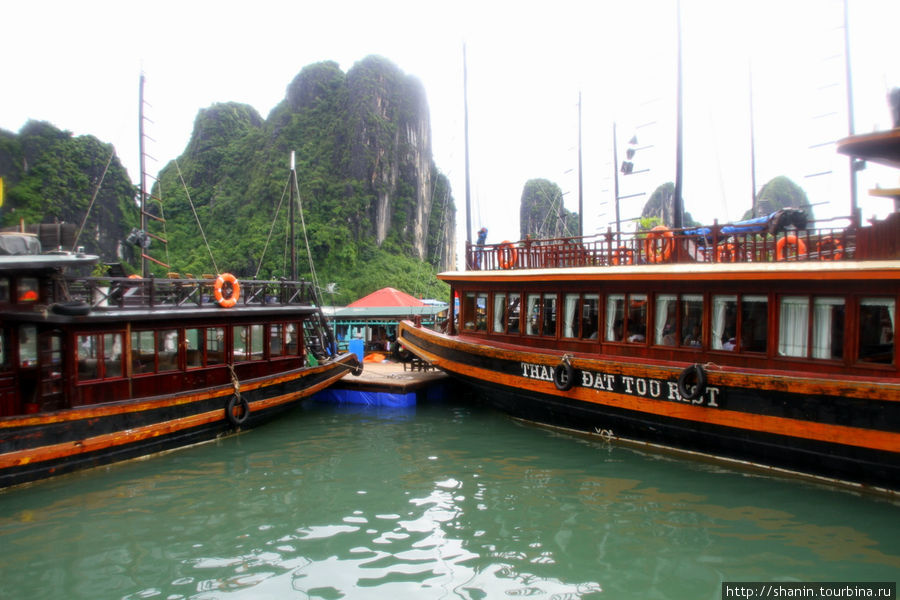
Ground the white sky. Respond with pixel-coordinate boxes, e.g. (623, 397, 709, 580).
(2, 0, 899, 268)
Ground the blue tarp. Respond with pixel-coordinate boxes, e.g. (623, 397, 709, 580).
(348, 339, 364, 364)
(314, 387, 417, 407)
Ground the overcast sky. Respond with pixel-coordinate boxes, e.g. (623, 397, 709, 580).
(3, 0, 899, 266)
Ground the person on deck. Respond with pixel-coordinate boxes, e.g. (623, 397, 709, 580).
(474, 227, 488, 269)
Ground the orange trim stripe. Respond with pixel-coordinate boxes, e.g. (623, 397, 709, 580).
(0, 368, 349, 469)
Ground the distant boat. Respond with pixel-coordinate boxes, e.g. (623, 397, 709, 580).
(0, 79, 361, 489)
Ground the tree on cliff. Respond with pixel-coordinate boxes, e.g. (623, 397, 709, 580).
(640, 182, 700, 228)
(742, 175, 813, 221)
(519, 179, 578, 240)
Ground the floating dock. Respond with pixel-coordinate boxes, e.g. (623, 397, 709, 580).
(315, 360, 449, 407)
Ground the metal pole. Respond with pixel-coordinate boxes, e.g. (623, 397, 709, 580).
(612, 122, 621, 236)
(843, 0, 859, 223)
(463, 44, 472, 247)
(139, 74, 147, 277)
(290, 151, 297, 281)
(577, 91, 583, 237)
(672, 0, 684, 229)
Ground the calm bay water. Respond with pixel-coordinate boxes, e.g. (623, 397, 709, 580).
(1, 395, 898, 600)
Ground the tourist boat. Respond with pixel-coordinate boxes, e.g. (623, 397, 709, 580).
(0, 76, 361, 489)
(0, 233, 361, 488)
(398, 123, 900, 492)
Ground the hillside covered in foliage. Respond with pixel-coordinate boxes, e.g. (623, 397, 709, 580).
(0, 56, 456, 305)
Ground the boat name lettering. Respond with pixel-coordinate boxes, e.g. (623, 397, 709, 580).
(519, 362, 720, 408)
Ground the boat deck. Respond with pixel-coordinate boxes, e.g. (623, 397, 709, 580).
(333, 360, 447, 394)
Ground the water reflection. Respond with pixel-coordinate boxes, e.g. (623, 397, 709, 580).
(0, 401, 897, 600)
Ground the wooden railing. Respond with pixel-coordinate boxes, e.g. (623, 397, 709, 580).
(465, 218, 861, 271)
(66, 276, 317, 309)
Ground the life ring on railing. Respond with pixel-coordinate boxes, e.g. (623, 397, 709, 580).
(128, 274, 142, 279)
(775, 234, 807, 261)
(644, 225, 674, 263)
(715, 242, 738, 263)
(214, 273, 241, 308)
(225, 395, 250, 426)
(816, 236, 844, 260)
(612, 247, 635, 265)
(677, 363, 706, 401)
(498, 241, 518, 269)
(553, 361, 576, 391)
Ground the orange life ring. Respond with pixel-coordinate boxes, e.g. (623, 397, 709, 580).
(214, 273, 241, 308)
(816, 236, 844, 260)
(128, 274, 142, 279)
(612, 247, 635, 265)
(715, 242, 738, 263)
(644, 225, 674, 263)
(775, 234, 808, 261)
(498, 241, 518, 269)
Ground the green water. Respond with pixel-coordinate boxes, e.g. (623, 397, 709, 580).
(0, 398, 897, 600)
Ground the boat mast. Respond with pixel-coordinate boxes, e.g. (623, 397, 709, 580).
(843, 0, 859, 223)
(577, 91, 584, 237)
(749, 64, 759, 218)
(672, 0, 684, 229)
(612, 122, 621, 236)
(290, 151, 297, 281)
(463, 44, 472, 247)
(139, 74, 148, 277)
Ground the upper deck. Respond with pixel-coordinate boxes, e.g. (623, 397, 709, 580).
(463, 211, 900, 276)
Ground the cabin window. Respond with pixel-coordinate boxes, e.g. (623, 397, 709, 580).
(18, 278, 39, 303)
(506, 293, 521, 334)
(605, 294, 625, 342)
(0, 279, 9, 303)
(462, 292, 476, 330)
(627, 294, 647, 343)
(562, 293, 599, 339)
(132, 331, 156, 374)
(186, 328, 203, 368)
(0, 329, 7, 370)
(741, 295, 768, 353)
(19, 325, 37, 367)
(207, 327, 225, 364)
(77, 333, 123, 380)
(474, 293, 488, 331)
(563, 294, 579, 338)
(858, 298, 895, 364)
(286, 323, 299, 355)
(712, 295, 738, 350)
(542, 294, 557, 336)
(681, 295, 704, 347)
(778, 296, 809, 357)
(492, 293, 507, 333)
(655, 294, 678, 346)
(812, 298, 844, 360)
(605, 294, 647, 343)
(157, 329, 179, 371)
(525, 294, 541, 335)
(582, 294, 599, 340)
(234, 324, 264, 362)
(269, 324, 284, 356)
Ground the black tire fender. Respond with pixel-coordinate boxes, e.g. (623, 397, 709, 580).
(226, 395, 250, 427)
(553, 362, 576, 391)
(51, 301, 91, 316)
(677, 363, 707, 401)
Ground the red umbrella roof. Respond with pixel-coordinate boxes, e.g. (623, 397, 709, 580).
(347, 287, 425, 308)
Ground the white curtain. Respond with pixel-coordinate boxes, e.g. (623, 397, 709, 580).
(493, 293, 506, 333)
(606, 294, 623, 341)
(778, 296, 808, 357)
(712, 295, 736, 350)
(812, 297, 843, 359)
(563, 294, 579, 338)
(655, 294, 676, 345)
(526, 294, 540, 336)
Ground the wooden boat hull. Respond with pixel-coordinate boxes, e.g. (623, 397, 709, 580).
(398, 322, 900, 493)
(0, 353, 357, 488)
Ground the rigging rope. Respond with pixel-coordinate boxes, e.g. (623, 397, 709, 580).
(174, 160, 219, 275)
(72, 148, 115, 250)
(254, 175, 291, 279)
(292, 169, 322, 305)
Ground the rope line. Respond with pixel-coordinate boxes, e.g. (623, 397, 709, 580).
(174, 160, 218, 275)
